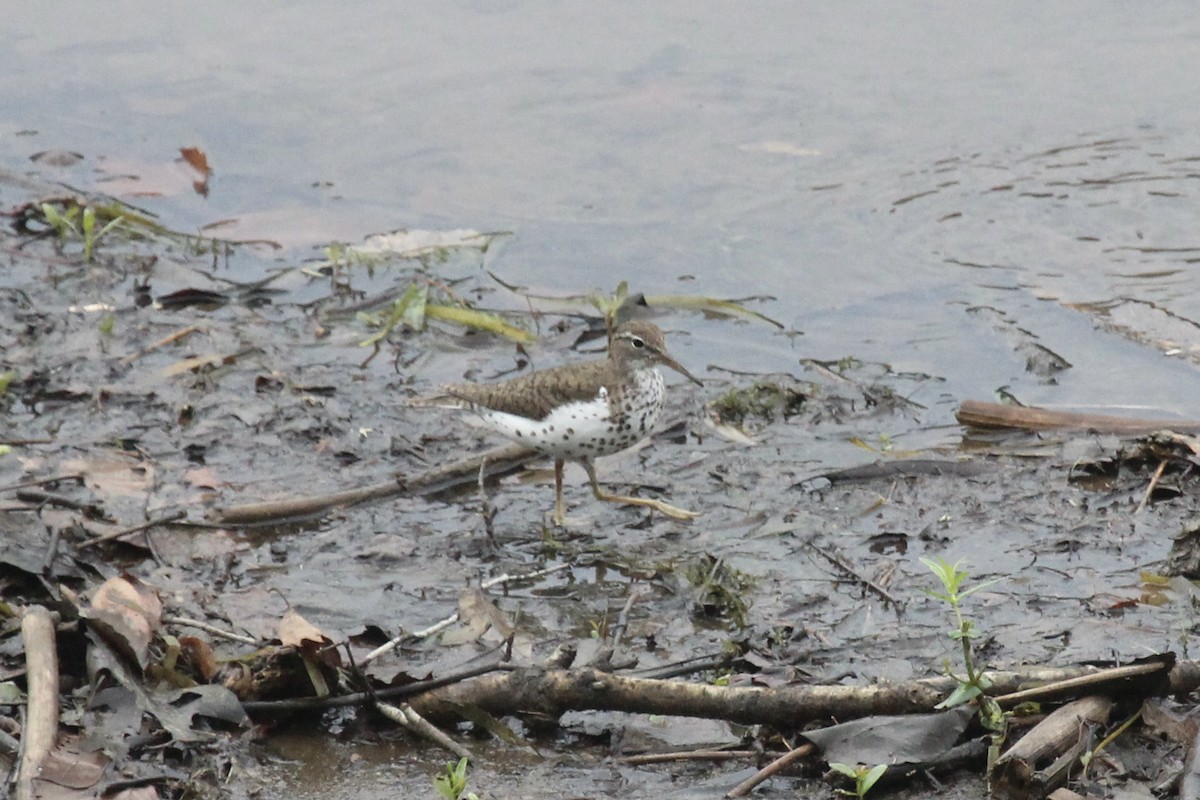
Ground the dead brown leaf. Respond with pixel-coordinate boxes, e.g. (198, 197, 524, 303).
(85, 574, 164, 670)
(278, 607, 329, 650)
(179, 146, 210, 177)
(441, 587, 515, 646)
(179, 146, 211, 196)
(180, 635, 219, 682)
(33, 733, 107, 791)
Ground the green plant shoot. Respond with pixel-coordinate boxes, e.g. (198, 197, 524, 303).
(829, 762, 887, 798)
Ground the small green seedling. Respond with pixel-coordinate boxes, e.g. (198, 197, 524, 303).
(81, 205, 124, 262)
(41, 201, 80, 239)
(40, 202, 124, 261)
(433, 757, 479, 800)
(920, 557, 1002, 716)
(829, 762, 887, 798)
(922, 557, 1008, 775)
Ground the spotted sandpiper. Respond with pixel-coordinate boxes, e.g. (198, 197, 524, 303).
(426, 320, 702, 525)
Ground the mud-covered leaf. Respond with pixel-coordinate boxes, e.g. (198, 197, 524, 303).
(63, 453, 153, 501)
(88, 628, 248, 741)
(804, 706, 975, 766)
(441, 587, 515, 645)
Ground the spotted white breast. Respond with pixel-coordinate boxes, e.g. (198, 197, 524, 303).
(473, 368, 666, 460)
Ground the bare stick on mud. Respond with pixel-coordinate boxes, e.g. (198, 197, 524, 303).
(214, 443, 534, 525)
(956, 400, 1200, 434)
(726, 742, 816, 798)
(16, 607, 59, 800)
(77, 509, 188, 549)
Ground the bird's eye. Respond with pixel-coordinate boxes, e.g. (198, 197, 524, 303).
(630, 336, 646, 349)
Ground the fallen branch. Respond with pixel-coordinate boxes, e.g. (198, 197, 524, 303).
(213, 443, 534, 525)
(16, 607, 60, 800)
(405, 659, 1191, 728)
(956, 400, 1200, 434)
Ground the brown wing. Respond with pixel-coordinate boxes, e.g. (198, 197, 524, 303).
(444, 359, 616, 420)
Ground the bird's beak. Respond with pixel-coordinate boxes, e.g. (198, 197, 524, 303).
(660, 354, 704, 387)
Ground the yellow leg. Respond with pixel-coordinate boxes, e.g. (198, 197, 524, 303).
(553, 459, 567, 527)
(582, 460, 698, 521)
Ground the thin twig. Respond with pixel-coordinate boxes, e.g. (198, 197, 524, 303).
(0, 474, 83, 494)
(15, 489, 104, 517)
(162, 615, 258, 646)
(1135, 458, 1169, 514)
(807, 540, 902, 607)
(726, 742, 816, 798)
(376, 701, 470, 759)
(609, 585, 643, 649)
(478, 456, 496, 543)
(119, 324, 206, 365)
(40, 524, 63, 575)
(214, 442, 533, 525)
(623, 748, 757, 765)
(77, 510, 187, 550)
(633, 651, 737, 680)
